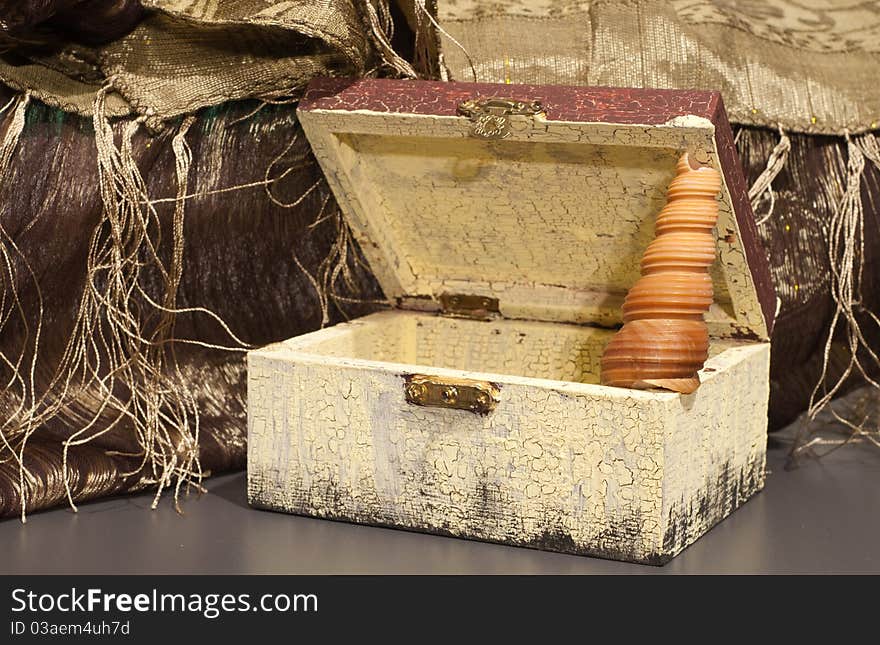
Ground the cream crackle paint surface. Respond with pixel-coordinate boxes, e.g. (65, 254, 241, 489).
(247, 312, 769, 564)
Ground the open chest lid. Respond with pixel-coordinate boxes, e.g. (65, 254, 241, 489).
(297, 78, 775, 341)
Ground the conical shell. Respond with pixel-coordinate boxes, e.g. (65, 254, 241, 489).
(600, 153, 721, 394)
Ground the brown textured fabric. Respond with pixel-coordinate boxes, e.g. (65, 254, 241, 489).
(737, 128, 880, 428)
(0, 0, 144, 45)
(439, 0, 880, 135)
(0, 88, 382, 518)
(0, 1, 406, 519)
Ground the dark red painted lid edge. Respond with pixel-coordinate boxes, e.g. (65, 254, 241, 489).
(711, 95, 776, 337)
(299, 77, 720, 125)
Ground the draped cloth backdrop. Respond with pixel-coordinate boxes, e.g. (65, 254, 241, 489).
(0, 0, 387, 519)
(0, 0, 877, 519)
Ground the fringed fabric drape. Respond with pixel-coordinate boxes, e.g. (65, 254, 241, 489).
(0, 88, 383, 519)
(0, 0, 398, 519)
(2, 0, 878, 520)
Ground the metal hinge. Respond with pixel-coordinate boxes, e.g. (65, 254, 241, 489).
(439, 293, 500, 321)
(457, 97, 545, 140)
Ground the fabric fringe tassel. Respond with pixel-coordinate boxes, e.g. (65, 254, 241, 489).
(292, 188, 393, 328)
(263, 117, 392, 328)
(748, 125, 791, 226)
(412, 0, 476, 81)
(0, 92, 35, 522)
(364, 0, 419, 78)
(53, 89, 207, 512)
(793, 132, 880, 456)
(0, 86, 383, 518)
(0, 87, 246, 520)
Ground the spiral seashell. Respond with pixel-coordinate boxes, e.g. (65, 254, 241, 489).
(600, 153, 722, 394)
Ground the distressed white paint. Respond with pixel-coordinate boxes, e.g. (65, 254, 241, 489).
(248, 312, 769, 564)
(247, 100, 772, 564)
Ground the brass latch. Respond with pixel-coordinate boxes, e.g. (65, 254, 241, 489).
(457, 97, 545, 140)
(439, 293, 500, 321)
(404, 375, 500, 415)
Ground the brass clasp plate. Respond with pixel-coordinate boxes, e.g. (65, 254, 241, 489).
(457, 97, 545, 140)
(404, 375, 500, 415)
(439, 293, 499, 320)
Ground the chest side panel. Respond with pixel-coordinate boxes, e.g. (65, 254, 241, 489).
(248, 352, 671, 563)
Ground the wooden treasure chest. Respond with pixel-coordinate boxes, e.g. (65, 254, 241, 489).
(247, 78, 776, 565)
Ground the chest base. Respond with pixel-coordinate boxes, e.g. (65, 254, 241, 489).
(247, 310, 769, 564)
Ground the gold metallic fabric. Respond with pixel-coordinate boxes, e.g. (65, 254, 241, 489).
(0, 0, 375, 119)
(438, 0, 880, 135)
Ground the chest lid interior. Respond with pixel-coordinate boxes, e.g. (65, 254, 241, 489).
(297, 78, 775, 341)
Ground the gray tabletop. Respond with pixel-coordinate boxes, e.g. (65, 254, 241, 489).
(2, 429, 878, 575)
